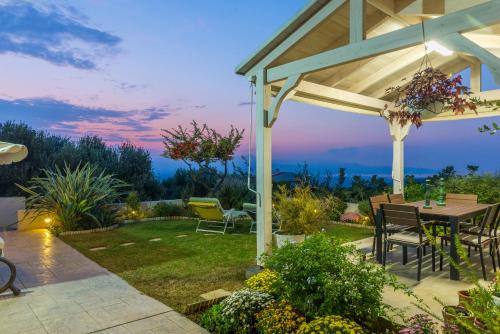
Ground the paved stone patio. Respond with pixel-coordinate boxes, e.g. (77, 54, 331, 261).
(350, 236, 493, 318)
(0, 229, 207, 334)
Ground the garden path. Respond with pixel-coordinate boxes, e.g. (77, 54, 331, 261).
(0, 229, 207, 334)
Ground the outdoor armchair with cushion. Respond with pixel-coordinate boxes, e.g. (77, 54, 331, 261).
(380, 203, 434, 281)
(370, 194, 407, 255)
(440, 203, 500, 280)
(188, 197, 247, 234)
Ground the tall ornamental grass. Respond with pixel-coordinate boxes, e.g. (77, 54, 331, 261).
(18, 163, 128, 232)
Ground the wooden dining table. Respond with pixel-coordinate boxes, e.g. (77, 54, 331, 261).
(374, 200, 491, 281)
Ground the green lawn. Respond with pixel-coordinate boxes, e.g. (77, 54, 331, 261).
(60, 220, 371, 312)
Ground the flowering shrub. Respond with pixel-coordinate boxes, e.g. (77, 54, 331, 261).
(296, 315, 364, 334)
(256, 300, 305, 334)
(199, 304, 232, 334)
(340, 212, 362, 223)
(322, 195, 347, 221)
(245, 269, 278, 295)
(220, 288, 273, 332)
(398, 314, 438, 334)
(264, 234, 402, 321)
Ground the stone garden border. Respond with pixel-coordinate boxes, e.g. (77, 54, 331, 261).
(328, 221, 374, 230)
(122, 216, 196, 224)
(59, 224, 120, 236)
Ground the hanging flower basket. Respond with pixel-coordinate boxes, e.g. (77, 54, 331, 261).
(383, 67, 478, 127)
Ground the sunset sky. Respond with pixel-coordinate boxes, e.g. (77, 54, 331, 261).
(0, 0, 498, 177)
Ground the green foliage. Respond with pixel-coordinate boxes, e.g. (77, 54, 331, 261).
(296, 315, 364, 334)
(404, 173, 500, 204)
(264, 234, 401, 322)
(151, 202, 185, 217)
(18, 163, 127, 232)
(322, 195, 347, 221)
(200, 304, 232, 334)
(357, 200, 371, 216)
(273, 185, 327, 235)
(217, 176, 255, 209)
(220, 288, 273, 333)
(256, 301, 306, 334)
(0, 121, 162, 200)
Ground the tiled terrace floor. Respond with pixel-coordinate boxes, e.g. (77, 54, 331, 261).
(0, 229, 207, 334)
(350, 236, 494, 318)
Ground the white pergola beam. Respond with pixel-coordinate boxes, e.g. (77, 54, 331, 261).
(437, 32, 500, 84)
(470, 61, 482, 93)
(296, 81, 387, 110)
(241, 0, 346, 76)
(350, 0, 365, 43)
(267, 1, 500, 82)
(268, 75, 302, 127)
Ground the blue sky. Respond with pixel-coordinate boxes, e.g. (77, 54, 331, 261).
(0, 0, 498, 177)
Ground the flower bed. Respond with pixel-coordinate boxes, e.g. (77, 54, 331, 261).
(199, 233, 404, 333)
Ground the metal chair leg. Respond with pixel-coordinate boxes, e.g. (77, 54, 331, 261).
(431, 243, 436, 272)
(439, 238, 444, 271)
(382, 240, 387, 267)
(402, 246, 408, 265)
(371, 233, 376, 256)
(417, 247, 422, 281)
(490, 241, 496, 272)
(479, 246, 487, 280)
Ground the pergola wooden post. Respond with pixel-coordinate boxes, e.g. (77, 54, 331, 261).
(388, 121, 411, 195)
(237, 0, 500, 265)
(255, 70, 273, 264)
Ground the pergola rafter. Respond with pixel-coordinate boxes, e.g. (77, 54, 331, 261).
(236, 0, 500, 266)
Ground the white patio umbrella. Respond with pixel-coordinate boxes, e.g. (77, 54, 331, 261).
(0, 141, 28, 165)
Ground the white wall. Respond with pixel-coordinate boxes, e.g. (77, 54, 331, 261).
(0, 197, 25, 229)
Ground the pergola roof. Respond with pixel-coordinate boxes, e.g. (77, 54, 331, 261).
(236, 0, 500, 123)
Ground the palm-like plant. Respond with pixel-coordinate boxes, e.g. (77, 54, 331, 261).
(17, 163, 128, 232)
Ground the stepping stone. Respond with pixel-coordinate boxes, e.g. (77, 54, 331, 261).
(149, 238, 162, 242)
(89, 246, 107, 251)
(200, 289, 231, 300)
(203, 234, 216, 236)
(176, 234, 188, 238)
(120, 242, 135, 247)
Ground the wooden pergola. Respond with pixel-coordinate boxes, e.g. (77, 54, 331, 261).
(236, 0, 500, 263)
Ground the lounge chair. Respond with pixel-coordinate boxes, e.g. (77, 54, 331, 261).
(244, 203, 281, 234)
(0, 236, 21, 296)
(188, 197, 246, 234)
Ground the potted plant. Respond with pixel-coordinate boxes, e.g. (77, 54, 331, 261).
(273, 185, 326, 248)
(442, 305, 472, 328)
(457, 289, 474, 307)
(383, 67, 478, 128)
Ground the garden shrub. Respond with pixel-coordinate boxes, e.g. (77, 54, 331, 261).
(199, 304, 232, 334)
(124, 191, 145, 219)
(296, 315, 364, 334)
(220, 288, 273, 332)
(18, 163, 127, 232)
(323, 195, 347, 221)
(264, 233, 400, 322)
(357, 200, 371, 216)
(245, 269, 278, 295)
(151, 202, 185, 217)
(274, 185, 327, 235)
(256, 300, 305, 334)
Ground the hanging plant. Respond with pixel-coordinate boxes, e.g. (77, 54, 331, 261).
(382, 67, 478, 128)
